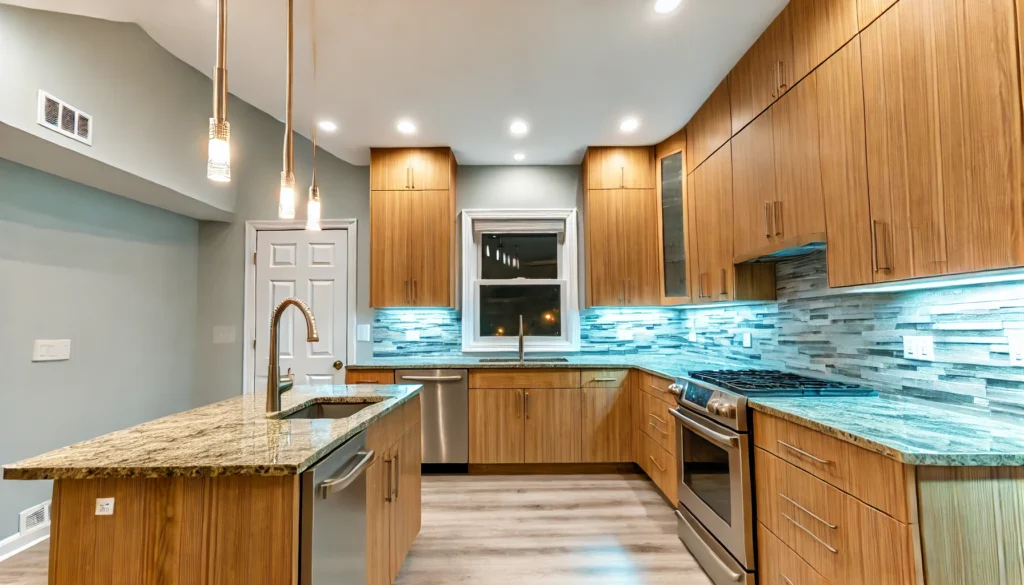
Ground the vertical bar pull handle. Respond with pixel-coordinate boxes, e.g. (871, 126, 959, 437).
(873, 220, 890, 271)
(774, 200, 782, 236)
(764, 202, 772, 239)
(720, 268, 727, 297)
(525, 391, 531, 420)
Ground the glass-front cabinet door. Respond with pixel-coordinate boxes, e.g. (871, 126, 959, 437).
(656, 130, 692, 304)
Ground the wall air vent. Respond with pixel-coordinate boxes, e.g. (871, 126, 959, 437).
(18, 500, 51, 535)
(37, 90, 93, 145)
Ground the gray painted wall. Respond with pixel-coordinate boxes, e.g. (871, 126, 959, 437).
(0, 5, 234, 217)
(0, 159, 198, 542)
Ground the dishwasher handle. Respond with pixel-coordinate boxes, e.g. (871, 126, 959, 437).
(319, 450, 375, 500)
(399, 375, 464, 382)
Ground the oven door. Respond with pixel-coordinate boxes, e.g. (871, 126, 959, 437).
(670, 406, 754, 570)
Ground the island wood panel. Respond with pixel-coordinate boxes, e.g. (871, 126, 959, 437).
(48, 475, 299, 585)
(753, 411, 913, 523)
(756, 449, 918, 585)
(346, 369, 396, 384)
(917, 466, 1024, 585)
(468, 388, 524, 464)
(468, 369, 581, 389)
(524, 388, 582, 464)
(366, 453, 391, 585)
(815, 38, 875, 288)
(581, 385, 631, 463)
(390, 425, 422, 582)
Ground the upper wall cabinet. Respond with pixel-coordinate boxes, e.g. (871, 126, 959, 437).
(856, 0, 897, 30)
(585, 147, 656, 190)
(856, 0, 1024, 283)
(685, 79, 732, 172)
(788, 0, 859, 87)
(729, 8, 794, 135)
(655, 130, 694, 305)
(370, 147, 452, 191)
(370, 148, 456, 307)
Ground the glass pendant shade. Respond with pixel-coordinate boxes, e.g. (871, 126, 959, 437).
(279, 171, 296, 219)
(306, 186, 321, 231)
(207, 119, 231, 182)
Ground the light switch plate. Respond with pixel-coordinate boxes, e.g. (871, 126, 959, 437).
(32, 339, 70, 362)
(356, 324, 372, 342)
(688, 331, 698, 343)
(902, 336, 918, 360)
(1009, 333, 1024, 366)
(95, 498, 115, 516)
(405, 330, 420, 341)
(918, 336, 935, 361)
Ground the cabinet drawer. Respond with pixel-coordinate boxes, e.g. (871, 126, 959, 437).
(753, 412, 912, 522)
(640, 429, 677, 503)
(640, 391, 676, 455)
(346, 369, 395, 384)
(759, 523, 832, 585)
(581, 369, 629, 388)
(639, 372, 677, 404)
(755, 449, 917, 585)
(469, 369, 581, 389)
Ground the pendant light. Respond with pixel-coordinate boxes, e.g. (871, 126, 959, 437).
(305, 0, 321, 231)
(278, 0, 297, 219)
(207, 0, 231, 182)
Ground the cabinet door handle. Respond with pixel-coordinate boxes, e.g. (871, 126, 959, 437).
(764, 202, 772, 239)
(411, 167, 415, 189)
(648, 412, 668, 424)
(778, 440, 834, 465)
(404, 280, 410, 304)
(781, 575, 795, 585)
(392, 453, 400, 500)
(773, 200, 782, 236)
(872, 220, 890, 271)
(620, 166, 625, 188)
(412, 279, 418, 303)
(720, 268, 727, 297)
(405, 168, 410, 189)
(649, 421, 669, 435)
(619, 280, 625, 304)
(627, 279, 632, 304)
(384, 456, 393, 503)
(779, 61, 787, 92)
(593, 377, 618, 382)
(525, 390, 530, 420)
(773, 62, 780, 99)
(648, 455, 666, 472)
(782, 512, 838, 553)
(779, 493, 838, 529)
(517, 389, 523, 419)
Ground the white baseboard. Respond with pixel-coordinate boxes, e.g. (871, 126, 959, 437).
(0, 527, 49, 563)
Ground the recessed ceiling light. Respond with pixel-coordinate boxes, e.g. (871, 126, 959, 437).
(317, 120, 338, 133)
(509, 119, 529, 136)
(620, 117, 640, 133)
(514, 153, 526, 162)
(654, 0, 682, 14)
(396, 118, 417, 135)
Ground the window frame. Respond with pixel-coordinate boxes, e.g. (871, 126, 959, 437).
(460, 209, 580, 353)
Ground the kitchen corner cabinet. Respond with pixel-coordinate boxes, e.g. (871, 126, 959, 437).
(853, 0, 1024, 284)
(689, 145, 777, 303)
(655, 130, 695, 305)
(370, 148, 456, 307)
(581, 371, 632, 463)
(583, 147, 660, 307)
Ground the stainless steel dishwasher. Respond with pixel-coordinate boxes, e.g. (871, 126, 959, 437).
(397, 369, 469, 465)
(298, 430, 375, 585)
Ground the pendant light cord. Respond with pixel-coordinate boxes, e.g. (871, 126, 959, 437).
(310, 0, 318, 190)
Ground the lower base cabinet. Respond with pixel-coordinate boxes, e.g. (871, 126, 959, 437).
(469, 388, 582, 464)
(367, 401, 422, 585)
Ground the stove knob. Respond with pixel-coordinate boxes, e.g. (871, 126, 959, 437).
(706, 398, 720, 414)
(719, 403, 737, 418)
(667, 383, 683, 397)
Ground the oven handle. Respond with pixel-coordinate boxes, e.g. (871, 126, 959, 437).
(674, 509, 744, 582)
(670, 408, 739, 448)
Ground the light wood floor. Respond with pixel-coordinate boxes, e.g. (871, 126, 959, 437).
(0, 474, 711, 585)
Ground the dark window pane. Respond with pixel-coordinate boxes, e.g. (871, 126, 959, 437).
(660, 152, 688, 297)
(481, 234, 558, 280)
(479, 285, 561, 337)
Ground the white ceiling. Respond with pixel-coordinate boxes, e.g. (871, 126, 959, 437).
(8, 0, 786, 165)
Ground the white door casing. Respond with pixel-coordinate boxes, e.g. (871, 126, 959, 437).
(247, 223, 355, 393)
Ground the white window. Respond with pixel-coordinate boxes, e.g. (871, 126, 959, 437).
(460, 209, 580, 353)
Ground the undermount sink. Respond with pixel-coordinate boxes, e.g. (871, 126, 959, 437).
(478, 357, 570, 363)
(283, 402, 375, 420)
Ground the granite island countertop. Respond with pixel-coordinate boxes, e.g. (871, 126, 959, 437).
(2, 384, 422, 480)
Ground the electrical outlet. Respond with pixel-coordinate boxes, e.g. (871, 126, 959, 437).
(405, 330, 420, 341)
(1009, 333, 1024, 366)
(32, 339, 70, 362)
(903, 336, 919, 360)
(95, 498, 114, 516)
(742, 332, 753, 348)
(356, 324, 372, 342)
(688, 331, 698, 343)
(918, 336, 935, 361)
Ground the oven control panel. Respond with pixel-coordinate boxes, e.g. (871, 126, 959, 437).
(677, 378, 743, 426)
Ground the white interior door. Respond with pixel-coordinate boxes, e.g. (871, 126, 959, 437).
(254, 229, 349, 390)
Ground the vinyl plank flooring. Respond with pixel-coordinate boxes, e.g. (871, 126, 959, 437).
(0, 475, 714, 585)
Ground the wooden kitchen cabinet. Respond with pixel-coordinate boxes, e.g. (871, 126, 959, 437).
(729, 7, 794, 134)
(788, 0, 859, 87)
(390, 425, 422, 581)
(370, 147, 451, 191)
(731, 110, 777, 261)
(584, 188, 661, 307)
(655, 130, 695, 305)
(370, 149, 456, 308)
(581, 378, 631, 463)
(525, 388, 582, 464)
(366, 454, 391, 585)
(858, 0, 1024, 283)
(686, 79, 732, 172)
(469, 389, 524, 464)
(584, 146, 655, 190)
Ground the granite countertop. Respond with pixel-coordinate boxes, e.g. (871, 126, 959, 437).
(750, 395, 1024, 466)
(2, 384, 422, 480)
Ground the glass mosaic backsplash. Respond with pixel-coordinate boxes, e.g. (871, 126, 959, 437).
(374, 252, 1024, 414)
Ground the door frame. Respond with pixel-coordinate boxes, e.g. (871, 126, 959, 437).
(242, 219, 359, 395)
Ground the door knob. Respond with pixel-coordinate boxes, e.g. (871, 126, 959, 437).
(333, 360, 343, 370)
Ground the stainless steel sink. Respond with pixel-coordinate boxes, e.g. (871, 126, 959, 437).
(283, 402, 375, 420)
(478, 357, 570, 363)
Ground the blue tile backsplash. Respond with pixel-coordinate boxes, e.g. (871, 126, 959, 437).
(374, 252, 1024, 415)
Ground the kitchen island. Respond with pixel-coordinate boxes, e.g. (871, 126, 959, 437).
(2, 384, 423, 585)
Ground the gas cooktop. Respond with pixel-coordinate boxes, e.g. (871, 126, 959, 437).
(687, 369, 877, 397)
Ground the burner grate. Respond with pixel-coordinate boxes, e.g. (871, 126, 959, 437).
(688, 370, 872, 395)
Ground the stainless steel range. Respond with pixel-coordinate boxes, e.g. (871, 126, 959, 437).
(667, 370, 875, 585)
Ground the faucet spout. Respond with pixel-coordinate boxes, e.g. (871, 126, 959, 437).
(267, 297, 319, 413)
